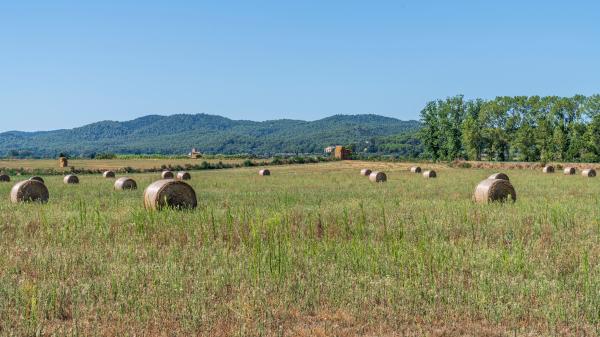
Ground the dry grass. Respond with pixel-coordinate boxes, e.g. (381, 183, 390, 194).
(0, 160, 598, 336)
(0, 158, 244, 171)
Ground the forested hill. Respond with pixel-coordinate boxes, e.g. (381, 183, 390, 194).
(0, 114, 421, 157)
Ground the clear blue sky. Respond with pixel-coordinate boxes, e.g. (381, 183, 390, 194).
(1, 0, 599, 132)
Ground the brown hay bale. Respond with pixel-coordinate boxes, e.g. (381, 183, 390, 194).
(474, 179, 516, 204)
(369, 171, 387, 183)
(0, 174, 10, 182)
(161, 171, 174, 179)
(64, 175, 79, 184)
(542, 165, 554, 173)
(10, 180, 49, 203)
(144, 180, 197, 210)
(177, 171, 191, 180)
(59, 157, 68, 168)
(582, 169, 596, 177)
(563, 167, 576, 175)
(360, 168, 372, 176)
(410, 166, 422, 173)
(114, 177, 137, 190)
(259, 169, 271, 176)
(488, 173, 509, 181)
(29, 176, 44, 184)
(103, 171, 116, 178)
(422, 170, 437, 178)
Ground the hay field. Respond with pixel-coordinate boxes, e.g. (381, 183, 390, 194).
(0, 161, 598, 336)
(0, 158, 243, 171)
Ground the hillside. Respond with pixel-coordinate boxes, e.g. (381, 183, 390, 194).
(0, 114, 421, 157)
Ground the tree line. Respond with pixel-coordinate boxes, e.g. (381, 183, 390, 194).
(420, 95, 600, 162)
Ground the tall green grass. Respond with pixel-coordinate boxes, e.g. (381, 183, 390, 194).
(0, 163, 598, 336)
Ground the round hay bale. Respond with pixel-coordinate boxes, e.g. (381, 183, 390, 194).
(259, 169, 270, 176)
(161, 170, 174, 179)
(542, 165, 554, 173)
(563, 167, 576, 175)
(422, 170, 437, 178)
(103, 170, 116, 178)
(10, 180, 49, 203)
(488, 173, 509, 181)
(177, 171, 191, 180)
(0, 174, 10, 182)
(369, 171, 387, 183)
(410, 166, 422, 173)
(114, 177, 137, 190)
(29, 176, 44, 184)
(144, 180, 197, 210)
(582, 169, 596, 177)
(63, 175, 79, 184)
(360, 168, 372, 176)
(474, 179, 516, 204)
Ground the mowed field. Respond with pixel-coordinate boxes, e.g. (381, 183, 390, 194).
(0, 158, 243, 171)
(0, 161, 598, 336)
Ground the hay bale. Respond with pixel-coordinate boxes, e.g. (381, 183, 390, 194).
(488, 173, 509, 181)
(474, 179, 516, 204)
(582, 169, 596, 177)
(10, 180, 49, 203)
(410, 166, 422, 173)
(360, 169, 372, 176)
(29, 176, 44, 184)
(177, 171, 191, 181)
(369, 171, 387, 183)
(259, 169, 271, 176)
(64, 175, 79, 184)
(59, 157, 68, 168)
(0, 174, 10, 182)
(422, 170, 437, 178)
(103, 171, 116, 178)
(161, 170, 174, 179)
(543, 165, 554, 173)
(144, 180, 197, 210)
(114, 177, 137, 190)
(563, 167, 576, 175)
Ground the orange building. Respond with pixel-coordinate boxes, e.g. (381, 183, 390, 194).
(334, 146, 352, 160)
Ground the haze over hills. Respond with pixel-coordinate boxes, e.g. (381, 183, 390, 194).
(0, 114, 421, 158)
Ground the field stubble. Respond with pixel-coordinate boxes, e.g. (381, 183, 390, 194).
(0, 161, 598, 336)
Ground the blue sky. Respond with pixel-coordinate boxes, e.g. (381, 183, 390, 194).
(1, 0, 599, 132)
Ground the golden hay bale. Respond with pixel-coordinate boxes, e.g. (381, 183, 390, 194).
(161, 170, 174, 179)
(59, 157, 68, 168)
(63, 175, 79, 184)
(0, 174, 10, 182)
(369, 171, 387, 183)
(360, 168, 372, 176)
(114, 177, 137, 190)
(410, 166, 422, 173)
(103, 171, 116, 178)
(29, 176, 44, 183)
(10, 180, 49, 203)
(144, 180, 197, 210)
(177, 171, 191, 180)
(488, 173, 509, 181)
(542, 165, 554, 173)
(474, 179, 516, 204)
(582, 169, 596, 177)
(259, 169, 271, 176)
(422, 170, 437, 178)
(563, 167, 576, 175)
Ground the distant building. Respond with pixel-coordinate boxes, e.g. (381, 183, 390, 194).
(324, 146, 335, 154)
(334, 146, 352, 160)
(189, 148, 201, 159)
